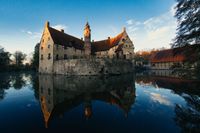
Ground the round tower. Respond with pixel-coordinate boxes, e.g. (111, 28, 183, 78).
(84, 22, 91, 56)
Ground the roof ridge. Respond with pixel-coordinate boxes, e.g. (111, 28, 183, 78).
(93, 31, 124, 43)
(49, 26, 83, 42)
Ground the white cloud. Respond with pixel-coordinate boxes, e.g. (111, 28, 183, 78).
(52, 24, 67, 31)
(21, 29, 41, 39)
(126, 19, 141, 26)
(150, 92, 172, 106)
(126, 4, 177, 51)
(27, 31, 32, 35)
(21, 24, 68, 40)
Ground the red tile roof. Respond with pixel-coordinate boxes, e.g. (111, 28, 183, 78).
(48, 27, 84, 50)
(91, 32, 124, 52)
(150, 44, 199, 63)
(48, 26, 125, 52)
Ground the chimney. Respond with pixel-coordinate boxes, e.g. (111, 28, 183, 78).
(92, 40, 94, 42)
(108, 37, 110, 40)
(60, 29, 64, 33)
(45, 21, 49, 28)
(123, 27, 126, 32)
(81, 37, 83, 40)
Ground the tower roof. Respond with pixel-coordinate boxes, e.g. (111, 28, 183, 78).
(85, 21, 90, 27)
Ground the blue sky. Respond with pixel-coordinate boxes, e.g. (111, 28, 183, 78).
(0, 0, 176, 54)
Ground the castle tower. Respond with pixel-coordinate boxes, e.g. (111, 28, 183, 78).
(84, 22, 91, 56)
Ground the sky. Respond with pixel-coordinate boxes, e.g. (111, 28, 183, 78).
(0, 0, 177, 55)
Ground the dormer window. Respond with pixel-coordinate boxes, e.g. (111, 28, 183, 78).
(48, 44, 50, 48)
(41, 46, 43, 50)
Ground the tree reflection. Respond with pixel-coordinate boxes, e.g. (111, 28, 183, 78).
(136, 71, 200, 133)
(11, 74, 26, 90)
(38, 74, 136, 128)
(175, 94, 200, 133)
(0, 74, 11, 101)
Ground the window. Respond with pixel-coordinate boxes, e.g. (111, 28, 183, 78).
(41, 54, 43, 60)
(56, 44, 59, 50)
(56, 54, 59, 60)
(42, 39, 44, 43)
(41, 46, 43, 50)
(48, 37, 50, 40)
(64, 54, 67, 59)
(48, 44, 50, 49)
(48, 53, 51, 59)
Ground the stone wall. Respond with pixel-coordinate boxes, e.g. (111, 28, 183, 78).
(39, 24, 54, 74)
(53, 58, 134, 75)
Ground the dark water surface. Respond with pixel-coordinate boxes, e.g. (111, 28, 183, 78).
(0, 72, 199, 133)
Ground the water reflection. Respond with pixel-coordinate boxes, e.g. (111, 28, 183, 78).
(136, 71, 200, 133)
(0, 71, 200, 132)
(0, 73, 32, 100)
(38, 74, 136, 128)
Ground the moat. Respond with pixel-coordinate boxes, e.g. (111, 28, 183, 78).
(0, 72, 199, 133)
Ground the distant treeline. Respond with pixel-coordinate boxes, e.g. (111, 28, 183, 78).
(0, 43, 39, 72)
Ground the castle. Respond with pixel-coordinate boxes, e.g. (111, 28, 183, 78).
(39, 21, 135, 75)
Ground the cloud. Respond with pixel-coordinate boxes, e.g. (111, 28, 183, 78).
(21, 30, 41, 39)
(126, 19, 141, 26)
(126, 4, 177, 51)
(21, 24, 68, 39)
(150, 92, 172, 106)
(52, 24, 67, 31)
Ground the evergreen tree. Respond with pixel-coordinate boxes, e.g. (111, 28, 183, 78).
(173, 0, 200, 47)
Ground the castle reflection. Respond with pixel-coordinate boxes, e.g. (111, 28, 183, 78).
(38, 74, 136, 128)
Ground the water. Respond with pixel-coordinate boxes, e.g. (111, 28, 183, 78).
(0, 72, 199, 133)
